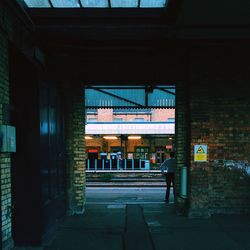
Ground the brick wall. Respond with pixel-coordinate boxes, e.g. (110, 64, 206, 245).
(87, 108, 174, 122)
(65, 84, 86, 215)
(114, 113, 151, 121)
(0, 1, 38, 246)
(188, 45, 250, 217)
(0, 29, 13, 249)
(97, 109, 113, 122)
(151, 109, 175, 122)
(0, 1, 35, 247)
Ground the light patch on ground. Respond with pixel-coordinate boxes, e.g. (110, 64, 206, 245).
(147, 221, 161, 227)
(107, 204, 126, 209)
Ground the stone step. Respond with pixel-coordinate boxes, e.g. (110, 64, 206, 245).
(86, 182, 166, 187)
(86, 178, 165, 182)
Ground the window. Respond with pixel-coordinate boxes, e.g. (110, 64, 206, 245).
(135, 147, 149, 160)
(87, 118, 97, 122)
(23, 0, 168, 8)
(113, 118, 123, 122)
(134, 117, 145, 122)
(167, 118, 175, 122)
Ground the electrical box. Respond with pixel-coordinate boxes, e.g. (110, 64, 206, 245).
(0, 125, 16, 153)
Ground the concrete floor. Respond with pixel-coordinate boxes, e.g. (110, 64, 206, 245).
(43, 187, 250, 250)
(86, 187, 173, 204)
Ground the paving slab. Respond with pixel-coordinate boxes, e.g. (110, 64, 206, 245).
(225, 232, 250, 249)
(124, 205, 154, 250)
(151, 231, 241, 250)
(45, 231, 123, 250)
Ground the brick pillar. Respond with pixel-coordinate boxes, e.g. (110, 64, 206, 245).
(65, 84, 86, 215)
(175, 81, 190, 212)
(0, 30, 13, 249)
(188, 82, 210, 218)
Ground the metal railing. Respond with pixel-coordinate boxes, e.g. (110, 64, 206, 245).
(86, 159, 150, 171)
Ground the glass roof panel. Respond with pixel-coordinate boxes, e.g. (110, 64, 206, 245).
(51, 0, 80, 7)
(111, 0, 138, 8)
(24, 0, 51, 7)
(140, 0, 167, 8)
(81, 0, 109, 7)
(23, 0, 168, 8)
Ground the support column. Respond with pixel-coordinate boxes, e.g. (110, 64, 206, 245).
(175, 80, 190, 214)
(0, 30, 13, 249)
(65, 84, 86, 215)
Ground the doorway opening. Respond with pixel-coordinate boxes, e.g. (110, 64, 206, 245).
(84, 84, 176, 204)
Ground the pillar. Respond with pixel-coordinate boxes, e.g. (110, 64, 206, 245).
(0, 30, 13, 249)
(175, 80, 190, 214)
(65, 83, 86, 215)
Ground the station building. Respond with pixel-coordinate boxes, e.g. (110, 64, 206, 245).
(85, 107, 175, 163)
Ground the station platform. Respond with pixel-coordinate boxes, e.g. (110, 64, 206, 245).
(15, 188, 250, 250)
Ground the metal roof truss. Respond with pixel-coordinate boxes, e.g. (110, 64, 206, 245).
(85, 85, 175, 109)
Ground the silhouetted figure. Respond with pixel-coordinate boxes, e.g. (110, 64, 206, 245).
(160, 152, 176, 202)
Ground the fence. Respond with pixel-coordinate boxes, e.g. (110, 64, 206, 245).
(86, 159, 150, 171)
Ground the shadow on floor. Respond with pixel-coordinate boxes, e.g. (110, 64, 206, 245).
(41, 203, 250, 250)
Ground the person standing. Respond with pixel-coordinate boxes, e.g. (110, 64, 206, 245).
(160, 151, 176, 202)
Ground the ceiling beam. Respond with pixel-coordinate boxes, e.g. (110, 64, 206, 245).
(163, 0, 183, 24)
(48, 0, 53, 8)
(78, 0, 83, 8)
(138, 0, 141, 8)
(86, 86, 147, 89)
(85, 106, 175, 109)
(88, 87, 145, 107)
(155, 86, 176, 95)
(28, 8, 165, 22)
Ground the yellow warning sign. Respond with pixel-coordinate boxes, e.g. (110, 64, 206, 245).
(196, 146, 205, 154)
(195, 154, 207, 161)
(194, 145, 207, 162)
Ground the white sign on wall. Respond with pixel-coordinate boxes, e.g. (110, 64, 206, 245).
(86, 123, 175, 135)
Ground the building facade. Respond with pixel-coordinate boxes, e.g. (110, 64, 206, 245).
(86, 108, 175, 163)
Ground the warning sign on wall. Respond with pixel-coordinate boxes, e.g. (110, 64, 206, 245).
(194, 145, 207, 162)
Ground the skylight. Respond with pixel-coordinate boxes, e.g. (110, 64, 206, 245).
(23, 0, 168, 8)
(81, 0, 109, 8)
(52, 0, 80, 7)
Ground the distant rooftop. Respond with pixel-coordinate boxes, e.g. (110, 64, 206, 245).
(23, 0, 168, 8)
(85, 85, 175, 109)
